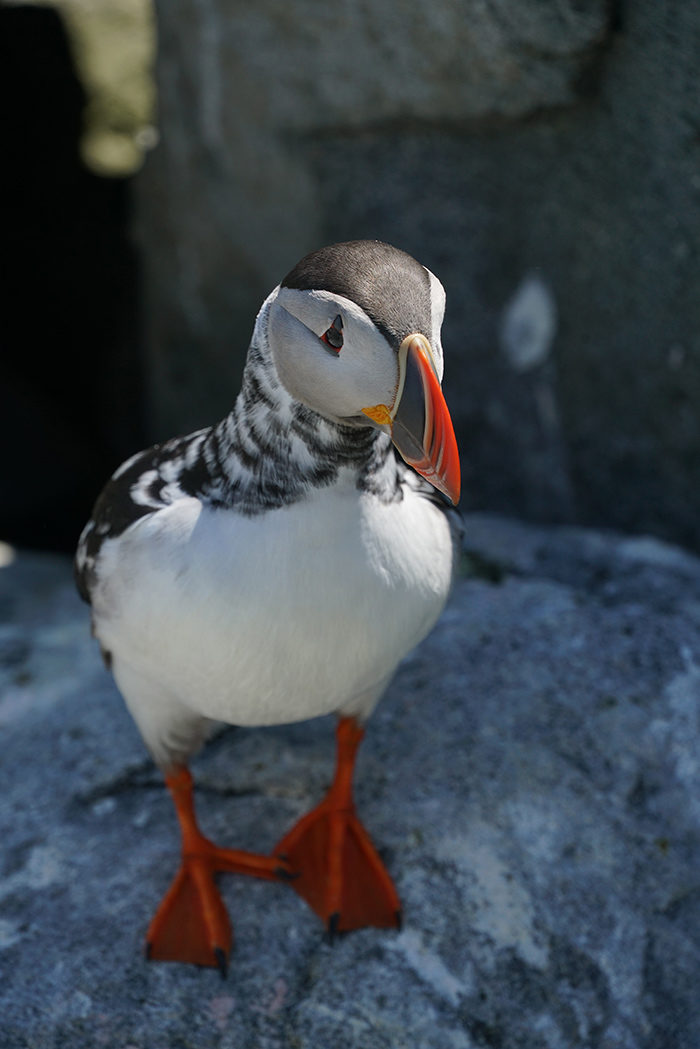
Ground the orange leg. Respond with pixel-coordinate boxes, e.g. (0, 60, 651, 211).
(274, 717, 401, 935)
(146, 766, 292, 975)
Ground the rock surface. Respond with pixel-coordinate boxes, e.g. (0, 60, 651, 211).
(2, 515, 700, 1048)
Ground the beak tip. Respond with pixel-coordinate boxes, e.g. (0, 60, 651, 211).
(430, 463, 461, 506)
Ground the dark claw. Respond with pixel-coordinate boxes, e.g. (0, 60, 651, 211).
(214, 946, 228, 979)
(273, 854, 300, 880)
(274, 864, 300, 881)
(145, 941, 152, 961)
(394, 910, 403, 931)
(326, 912, 340, 945)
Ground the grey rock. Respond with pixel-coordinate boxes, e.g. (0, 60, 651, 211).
(499, 276, 558, 374)
(1, 514, 700, 1047)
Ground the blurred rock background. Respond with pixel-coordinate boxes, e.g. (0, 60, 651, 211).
(1, 0, 699, 550)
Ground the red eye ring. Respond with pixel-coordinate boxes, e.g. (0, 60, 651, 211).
(321, 314, 343, 353)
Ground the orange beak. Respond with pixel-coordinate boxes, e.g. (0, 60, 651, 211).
(363, 334, 461, 505)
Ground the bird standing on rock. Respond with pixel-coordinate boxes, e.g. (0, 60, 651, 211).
(75, 240, 461, 975)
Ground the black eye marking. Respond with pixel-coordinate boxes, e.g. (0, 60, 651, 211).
(320, 314, 344, 353)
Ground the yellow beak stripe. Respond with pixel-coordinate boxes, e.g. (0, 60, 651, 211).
(361, 404, 393, 426)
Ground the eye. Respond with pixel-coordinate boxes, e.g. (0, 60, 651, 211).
(320, 314, 344, 353)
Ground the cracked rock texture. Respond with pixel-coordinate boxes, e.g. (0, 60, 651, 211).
(2, 515, 700, 1048)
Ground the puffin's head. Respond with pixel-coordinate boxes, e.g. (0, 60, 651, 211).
(267, 240, 460, 504)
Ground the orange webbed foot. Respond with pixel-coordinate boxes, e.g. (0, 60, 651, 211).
(275, 801, 401, 934)
(146, 767, 293, 974)
(146, 852, 232, 973)
(274, 717, 401, 934)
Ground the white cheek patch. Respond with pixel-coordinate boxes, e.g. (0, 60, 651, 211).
(266, 302, 317, 401)
(268, 288, 399, 421)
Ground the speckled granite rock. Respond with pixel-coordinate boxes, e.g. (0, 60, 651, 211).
(1, 516, 699, 1048)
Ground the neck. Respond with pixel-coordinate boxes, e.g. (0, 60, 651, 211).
(199, 304, 401, 514)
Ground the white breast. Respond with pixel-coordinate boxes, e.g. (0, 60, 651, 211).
(93, 471, 454, 729)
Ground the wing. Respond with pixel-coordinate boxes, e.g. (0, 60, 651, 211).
(74, 428, 212, 604)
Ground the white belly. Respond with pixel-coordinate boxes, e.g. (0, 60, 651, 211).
(94, 476, 454, 728)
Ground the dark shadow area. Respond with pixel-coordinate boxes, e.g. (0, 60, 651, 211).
(0, 6, 145, 553)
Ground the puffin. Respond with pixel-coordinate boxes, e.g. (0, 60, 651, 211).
(75, 240, 461, 975)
